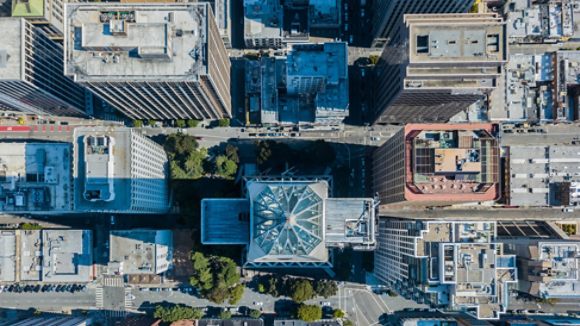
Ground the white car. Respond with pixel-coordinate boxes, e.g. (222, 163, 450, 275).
(254, 302, 263, 306)
(371, 137, 381, 141)
(320, 301, 331, 306)
(126, 293, 136, 299)
(563, 208, 574, 213)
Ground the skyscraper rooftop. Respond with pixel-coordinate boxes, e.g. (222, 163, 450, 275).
(65, 3, 210, 82)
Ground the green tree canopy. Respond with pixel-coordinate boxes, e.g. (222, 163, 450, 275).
(267, 276, 281, 297)
(333, 309, 345, 318)
(225, 144, 240, 164)
(343, 320, 353, 326)
(132, 119, 143, 127)
(229, 284, 245, 305)
(218, 118, 230, 127)
(215, 156, 238, 176)
(190, 252, 213, 290)
(176, 119, 186, 128)
(248, 309, 262, 319)
(314, 280, 338, 299)
(154, 305, 203, 322)
(148, 119, 156, 126)
(258, 284, 265, 292)
(297, 305, 322, 322)
(290, 279, 314, 303)
(164, 133, 199, 156)
(206, 287, 230, 304)
(218, 310, 232, 319)
(188, 119, 199, 128)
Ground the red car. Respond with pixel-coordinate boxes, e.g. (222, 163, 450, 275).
(196, 136, 205, 140)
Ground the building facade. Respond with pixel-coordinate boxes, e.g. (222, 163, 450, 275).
(371, 0, 475, 49)
(108, 230, 173, 275)
(373, 124, 500, 207)
(12, 0, 65, 40)
(64, 3, 231, 120)
(373, 13, 507, 125)
(375, 219, 517, 319)
(0, 18, 88, 117)
(73, 127, 170, 214)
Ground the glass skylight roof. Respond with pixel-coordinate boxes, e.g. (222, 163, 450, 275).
(252, 185, 323, 256)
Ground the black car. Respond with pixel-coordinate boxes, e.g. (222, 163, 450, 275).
(61, 285, 67, 292)
(65, 285, 72, 292)
(56, 285, 62, 292)
(41, 285, 47, 292)
(7, 285, 13, 292)
(70, 285, 77, 293)
(34, 285, 41, 292)
(504, 129, 514, 134)
(23, 285, 31, 292)
(17, 286, 23, 293)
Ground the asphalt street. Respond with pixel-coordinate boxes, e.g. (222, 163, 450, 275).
(0, 290, 96, 311)
(379, 207, 580, 220)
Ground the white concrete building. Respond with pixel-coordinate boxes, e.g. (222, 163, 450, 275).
(73, 127, 170, 214)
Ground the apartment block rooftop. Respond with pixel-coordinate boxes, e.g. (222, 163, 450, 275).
(244, 0, 282, 41)
(309, 0, 339, 27)
(109, 230, 173, 275)
(64, 3, 211, 82)
(0, 143, 72, 213)
(404, 124, 500, 204)
(406, 13, 507, 64)
(389, 220, 516, 319)
(202, 175, 376, 268)
(494, 54, 555, 122)
(555, 51, 580, 121)
(508, 145, 580, 206)
(0, 229, 92, 282)
(42, 230, 93, 282)
(507, 0, 573, 43)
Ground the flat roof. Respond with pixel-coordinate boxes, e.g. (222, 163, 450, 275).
(244, 0, 282, 40)
(509, 146, 580, 206)
(0, 143, 72, 213)
(65, 3, 210, 82)
(20, 230, 41, 281)
(0, 18, 25, 81)
(324, 198, 375, 248)
(0, 231, 16, 282)
(109, 230, 173, 275)
(201, 199, 250, 244)
(406, 14, 507, 63)
(536, 242, 580, 297)
(42, 230, 93, 282)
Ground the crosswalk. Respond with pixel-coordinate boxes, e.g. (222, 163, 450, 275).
(103, 277, 124, 287)
(96, 287, 103, 309)
(107, 310, 127, 318)
(124, 287, 133, 310)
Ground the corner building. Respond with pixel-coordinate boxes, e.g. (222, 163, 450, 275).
(64, 3, 231, 120)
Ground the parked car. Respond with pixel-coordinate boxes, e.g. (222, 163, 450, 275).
(150, 288, 160, 292)
(140, 288, 149, 292)
(371, 137, 381, 141)
(350, 35, 354, 43)
(517, 130, 525, 133)
(259, 133, 267, 137)
(162, 288, 172, 292)
(60, 121, 69, 125)
(110, 215, 115, 225)
(38, 120, 47, 124)
(320, 302, 331, 306)
(504, 129, 514, 134)
(254, 302, 263, 306)
(563, 208, 574, 213)
(517, 310, 528, 314)
(195, 136, 204, 140)
(181, 287, 194, 293)
(33, 285, 41, 293)
(268, 133, 277, 137)
(81, 285, 87, 292)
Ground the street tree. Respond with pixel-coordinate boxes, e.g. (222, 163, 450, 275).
(176, 119, 186, 128)
(229, 284, 245, 305)
(132, 119, 143, 127)
(218, 310, 232, 319)
(333, 309, 345, 318)
(314, 280, 338, 299)
(290, 279, 314, 303)
(297, 305, 322, 322)
(249, 309, 262, 319)
(187, 119, 199, 128)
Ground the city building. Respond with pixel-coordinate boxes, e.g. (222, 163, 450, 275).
(108, 230, 173, 275)
(308, 0, 340, 29)
(501, 240, 580, 299)
(399, 318, 493, 326)
(273, 320, 338, 326)
(244, 0, 283, 48)
(11, 0, 65, 40)
(370, 0, 475, 49)
(506, 0, 573, 44)
(0, 143, 72, 213)
(12, 317, 94, 326)
(199, 319, 263, 326)
(72, 127, 170, 214)
(210, 0, 232, 48)
(375, 220, 517, 319)
(490, 54, 554, 122)
(373, 13, 508, 125)
(64, 3, 231, 120)
(243, 0, 309, 49)
(0, 229, 93, 282)
(373, 124, 501, 207)
(554, 51, 580, 121)
(507, 146, 580, 207)
(245, 42, 349, 127)
(0, 18, 88, 117)
(201, 175, 376, 268)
